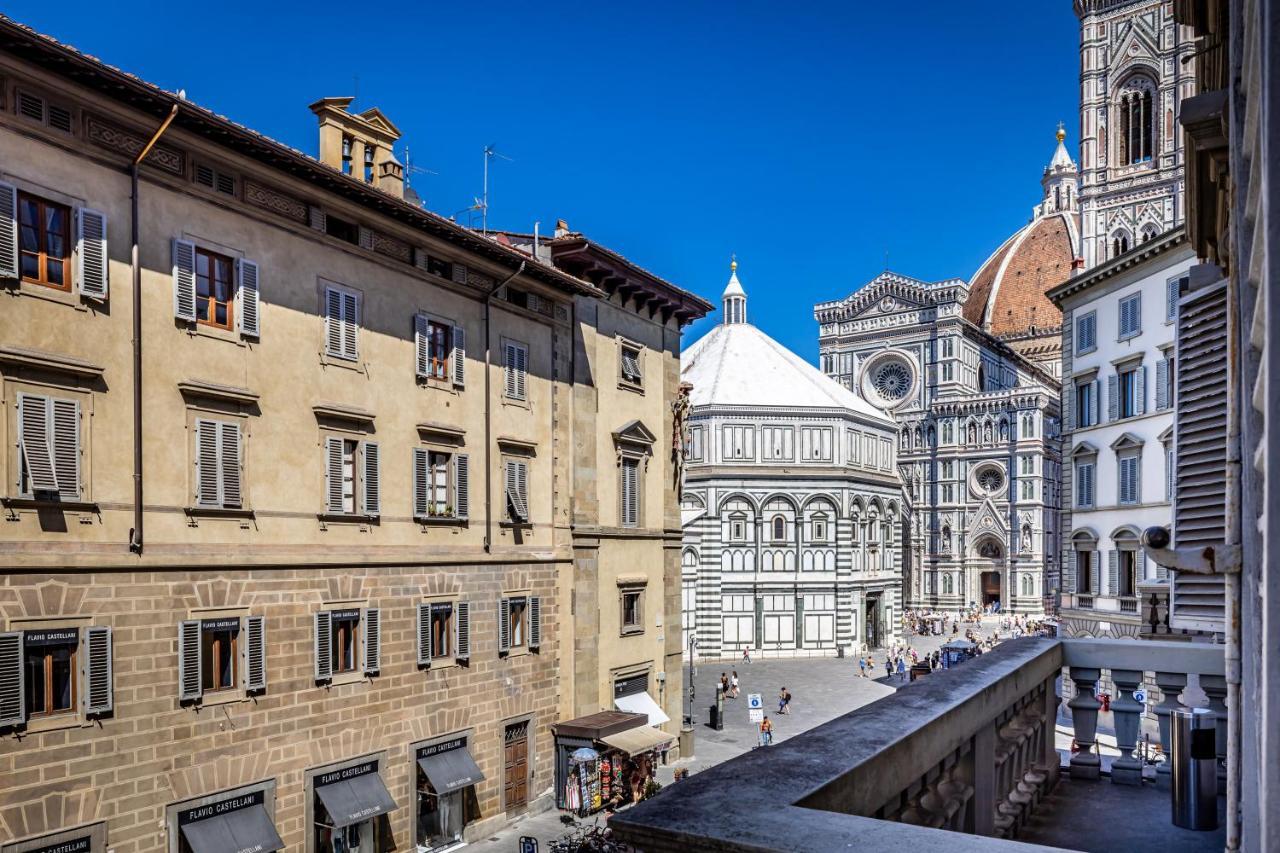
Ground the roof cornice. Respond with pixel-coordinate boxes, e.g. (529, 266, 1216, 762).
(1046, 226, 1189, 305)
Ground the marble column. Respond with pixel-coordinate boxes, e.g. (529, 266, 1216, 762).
(1152, 671, 1187, 789)
(1109, 669, 1144, 784)
(1067, 667, 1102, 780)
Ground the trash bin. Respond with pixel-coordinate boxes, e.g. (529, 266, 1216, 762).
(709, 705, 722, 730)
(1171, 707, 1217, 830)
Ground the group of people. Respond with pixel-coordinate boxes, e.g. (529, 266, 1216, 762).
(856, 645, 942, 681)
(717, 671, 740, 699)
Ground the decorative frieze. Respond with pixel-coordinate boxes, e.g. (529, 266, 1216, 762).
(371, 230, 412, 263)
(85, 114, 183, 174)
(244, 179, 308, 223)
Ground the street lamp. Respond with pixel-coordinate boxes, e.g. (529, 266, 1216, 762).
(686, 634, 697, 727)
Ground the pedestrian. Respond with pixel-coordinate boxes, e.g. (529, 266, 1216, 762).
(884, 658, 893, 679)
(760, 715, 774, 746)
(731, 671, 740, 698)
(742, 647, 751, 664)
(778, 687, 787, 714)
(784, 687, 792, 713)
(720, 672, 728, 696)
(897, 657, 907, 681)
(858, 656, 867, 678)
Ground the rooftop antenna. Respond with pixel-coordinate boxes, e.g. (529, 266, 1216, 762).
(402, 145, 438, 206)
(481, 144, 513, 234)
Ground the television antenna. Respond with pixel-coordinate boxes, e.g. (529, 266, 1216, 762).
(402, 145, 438, 207)
(481, 144, 513, 234)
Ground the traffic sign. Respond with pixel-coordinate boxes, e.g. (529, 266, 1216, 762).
(1133, 689, 1148, 704)
(749, 708, 764, 723)
(747, 693, 763, 709)
(519, 837, 538, 853)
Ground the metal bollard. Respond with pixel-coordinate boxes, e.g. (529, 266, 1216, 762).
(1170, 707, 1217, 830)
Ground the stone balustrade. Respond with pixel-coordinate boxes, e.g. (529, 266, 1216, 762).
(610, 636, 1226, 852)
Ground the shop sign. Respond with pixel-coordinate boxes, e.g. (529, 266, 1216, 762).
(316, 760, 377, 788)
(329, 608, 361, 621)
(177, 789, 265, 826)
(23, 628, 79, 646)
(200, 617, 241, 632)
(18, 837, 92, 853)
(416, 737, 465, 759)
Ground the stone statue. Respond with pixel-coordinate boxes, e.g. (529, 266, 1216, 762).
(671, 382, 693, 491)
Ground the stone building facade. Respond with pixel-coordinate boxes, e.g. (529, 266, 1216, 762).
(680, 267, 903, 660)
(0, 18, 706, 853)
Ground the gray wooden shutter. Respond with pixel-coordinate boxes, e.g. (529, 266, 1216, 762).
(504, 344, 518, 397)
(416, 603, 432, 666)
(178, 620, 202, 702)
(1063, 385, 1074, 431)
(342, 292, 359, 359)
(18, 393, 58, 493)
(622, 459, 638, 526)
(362, 607, 380, 674)
(1107, 374, 1119, 421)
(451, 263, 467, 284)
(325, 288, 343, 357)
(1092, 380, 1102, 425)
(1066, 551, 1077, 593)
(498, 598, 511, 653)
(0, 182, 18, 279)
(529, 596, 542, 650)
(172, 238, 197, 321)
(220, 422, 242, 509)
(412, 448, 429, 518)
(50, 397, 79, 499)
(84, 625, 113, 715)
(244, 615, 266, 692)
(1089, 554, 1101, 596)
(76, 208, 109, 300)
(455, 602, 470, 661)
(1108, 550, 1119, 596)
(324, 437, 344, 514)
(236, 258, 260, 338)
(362, 442, 380, 516)
(1156, 359, 1169, 410)
(195, 420, 220, 506)
(1136, 366, 1147, 415)
(358, 226, 374, 250)
(309, 206, 326, 232)
(314, 611, 332, 681)
(452, 325, 466, 387)
(516, 347, 527, 399)
(1167, 277, 1181, 320)
(414, 315, 430, 378)
(454, 454, 470, 520)
(0, 631, 25, 727)
(517, 461, 528, 519)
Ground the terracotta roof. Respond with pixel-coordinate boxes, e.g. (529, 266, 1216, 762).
(963, 212, 1075, 336)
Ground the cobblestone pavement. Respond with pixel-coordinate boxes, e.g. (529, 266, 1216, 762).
(465, 618, 1007, 852)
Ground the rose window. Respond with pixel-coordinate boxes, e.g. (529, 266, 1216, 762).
(976, 468, 1004, 493)
(872, 362, 912, 400)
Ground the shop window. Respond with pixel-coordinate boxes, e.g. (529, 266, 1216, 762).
(171, 784, 283, 853)
(415, 737, 482, 850)
(310, 758, 396, 853)
(620, 589, 644, 636)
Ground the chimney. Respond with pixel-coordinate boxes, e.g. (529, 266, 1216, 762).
(554, 218, 570, 238)
(308, 97, 405, 199)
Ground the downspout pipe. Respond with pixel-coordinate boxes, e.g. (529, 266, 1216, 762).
(128, 103, 179, 554)
(483, 260, 525, 553)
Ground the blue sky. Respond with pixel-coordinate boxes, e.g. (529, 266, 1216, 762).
(6, 1, 1080, 359)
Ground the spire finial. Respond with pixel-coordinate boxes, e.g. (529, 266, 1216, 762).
(1056, 121, 1066, 143)
(730, 253, 737, 272)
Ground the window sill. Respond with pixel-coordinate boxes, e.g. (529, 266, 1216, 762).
(319, 353, 366, 374)
(2, 497, 98, 512)
(416, 515, 468, 526)
(186, 506, 255, 519)
(501, 396, 531, 410)
(501, 646, 531, 659)
(184, 323, 247, 347)
(499, 520, 533, 530)
(18, 713, 88, 734)
(194, 689, 247, 708)
(617, 380, 645, 395)
(4, 278, 90, 311)
(620, 628, 645, 638)
(425, 658, 459, 671)
(323, 670, 369, 687)
(318, 513, 380, 526)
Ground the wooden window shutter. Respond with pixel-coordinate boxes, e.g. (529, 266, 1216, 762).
(1135, 366, 1147, 415)
(1066, 551, 1077, 593)
(362, 608, 380, 674)
(0, 182, 18, 279)
(516, 347, 527, 399)
(18, 393, 58, 494)
(309, 206, 326, 232)
(50, 398, 80, 499)
(1167, 277, 1180, 321)
(362, 442, 380, 516)
(325, 289, 344, 357)
(452, 325, 466, 387)
(455, 601, 470, 661)
(244, 615, 266, 692)
(75, 208, 109, 300)
(498, 598, 510, 653)
(342, 292, 359, 359)
(504, 344, 518, 397)
(220, 422, 242, 509)
(1107, 374, 1119, 421)
(451, 263, 467, 285)
(454, 454, 470, 520)
(0, 631, 25, 727)
(1107, 550, 1119, 596)
(529, 596, 542, 650)
(358, 226, 374, 251)
(324, 437, 345, 514)
(414, 315, 430, 378)
(195, 420, 221, 506)
(236, 259, 260, 338)
(1156, 359, 1169, 410)
(314, 611, 332, 681)
(84, 626, 113, 715)
(172, 238, 197, 321)
(178, 620, 202, 702)
(622, 459, 638, 526)
(412, 448, 429, 518)
(1089, 554, 1101, 597)
(1063, 385, 1074, 431)
(416, 602, 432, 666)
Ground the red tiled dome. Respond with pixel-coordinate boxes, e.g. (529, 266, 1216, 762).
(963, 212, 1076, 336)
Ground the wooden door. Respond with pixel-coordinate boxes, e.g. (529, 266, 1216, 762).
(504, 721, 529, 810)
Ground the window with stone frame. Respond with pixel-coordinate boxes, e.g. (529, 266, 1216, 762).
(620, 587, 644, 636)
(619, 340, 643, 389)
(17, 190, 71, 291)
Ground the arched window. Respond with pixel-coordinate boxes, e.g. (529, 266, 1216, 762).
(772, 515, 786, 541)
(1021, 574, 1034, 596)
(942, 574, 954, 595)
(1141, 224, 1159, 243)
(1117, 78, 1156, 165)
(1112, 233, 1131, 258)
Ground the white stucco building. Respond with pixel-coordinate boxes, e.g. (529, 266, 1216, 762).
(680, 264, 904, 660)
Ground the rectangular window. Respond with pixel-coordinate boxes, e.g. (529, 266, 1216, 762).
(685, 426, 704, 462)
(1077, 551, 1094, 593)
(941, 484, 954, 503)
(1075, 311, 1097, 354)
(16, 392, 81, 501)
(340, 439, 357, 513)
(194, 247, 236, 330)
(504, 459, 529, 523)
(620, 457, 640, 527)
(1118, 367, 1141, 418)
(1076, 380, 1096, 428)
(721, 425, 755, 461)
(504, 342, 528, 400)
(324, 437, 378, 516)
(199, 617, 239, 694)
(507, 598, 528, 649)
(621, 589, 643, 635)
(800, 427, 833, 462)
(1118, 292, 1142, 339)
(1021, 480, 1035, 500)
(193, 419, 242, 509)
(761, 426, 793, 461)
(324, 213, 359, 245)
(430, 603, 453, 659)
(17, 191, 70, 290)
(426, 321, 451, 380)
(324, 286, 360, 360)
(329, 608, 361, 674)
(620, 343, 643, 387)
(23, 628, 77, 718)
(1076, 461, 1095, 508)
(721, 615, 754, 645)
(1119, 454, 1141, 505)
(1118, 551, 1138, 596)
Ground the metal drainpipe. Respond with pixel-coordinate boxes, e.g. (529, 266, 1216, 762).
(483, 261, 525, 553)
(1223, 269, 1242, 852)
(128, 103, 179, 554)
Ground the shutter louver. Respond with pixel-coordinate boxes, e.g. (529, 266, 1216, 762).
(452, 326, 466, 387)
(50, 398, 79, 499)
(451, 263, 467, 284)
(1063, 385, 1074, 431)
(1167, 277, 1180, 321)
(362, 608, 380, 674)
(358, 226, 374, 250)
(325, 289, 343, 357)
(245, 615, 266, 692)
(220, 422, 242, 509)
(1156, 359, 1169, 410)
(1108, 374, 1119, 421)
(195, 420, 220, 506)
(529, 596, 542, 650)
(498, 599, 510, 653)
(414, 315, 430, 378)
(1067, 551, 1077, 594)
(0, 182, 18, 279)
(417, 602, 432, 666)
(362, 442, 380, 516)
(172, 239, 197, 321)
(516, 347, 527, 399)
(413, 448, 429, 518)
(325, 437, 344, 514)
(18, 393, 58, 494)
(455, 601, 470, 661)
(504, 344, 517, 397)
(236, 259, 260, 338)
(0, 632, 25, 727)
(84, 626, 113, 714)
(314, 611, 332, 681)
(1108, 550, 1119, 597)
(1136, 366, 1147, 415)
(76, 208, 109, 300)
(309, 206, 326, 232)
(1090, 555, 1101, 598)
(342, 292, 359, 359)
(1171, 279, 1228, 631)
(454, 454, 470, 520)
(178, 620, 202, 702)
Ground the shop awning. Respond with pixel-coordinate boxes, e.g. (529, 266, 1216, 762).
(599, 725, 674, 757)
(180, 803, 284, 853)
(417, 746, 485, 794)
(614, 691, 670, 726)
(315, 772, 398, 828)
